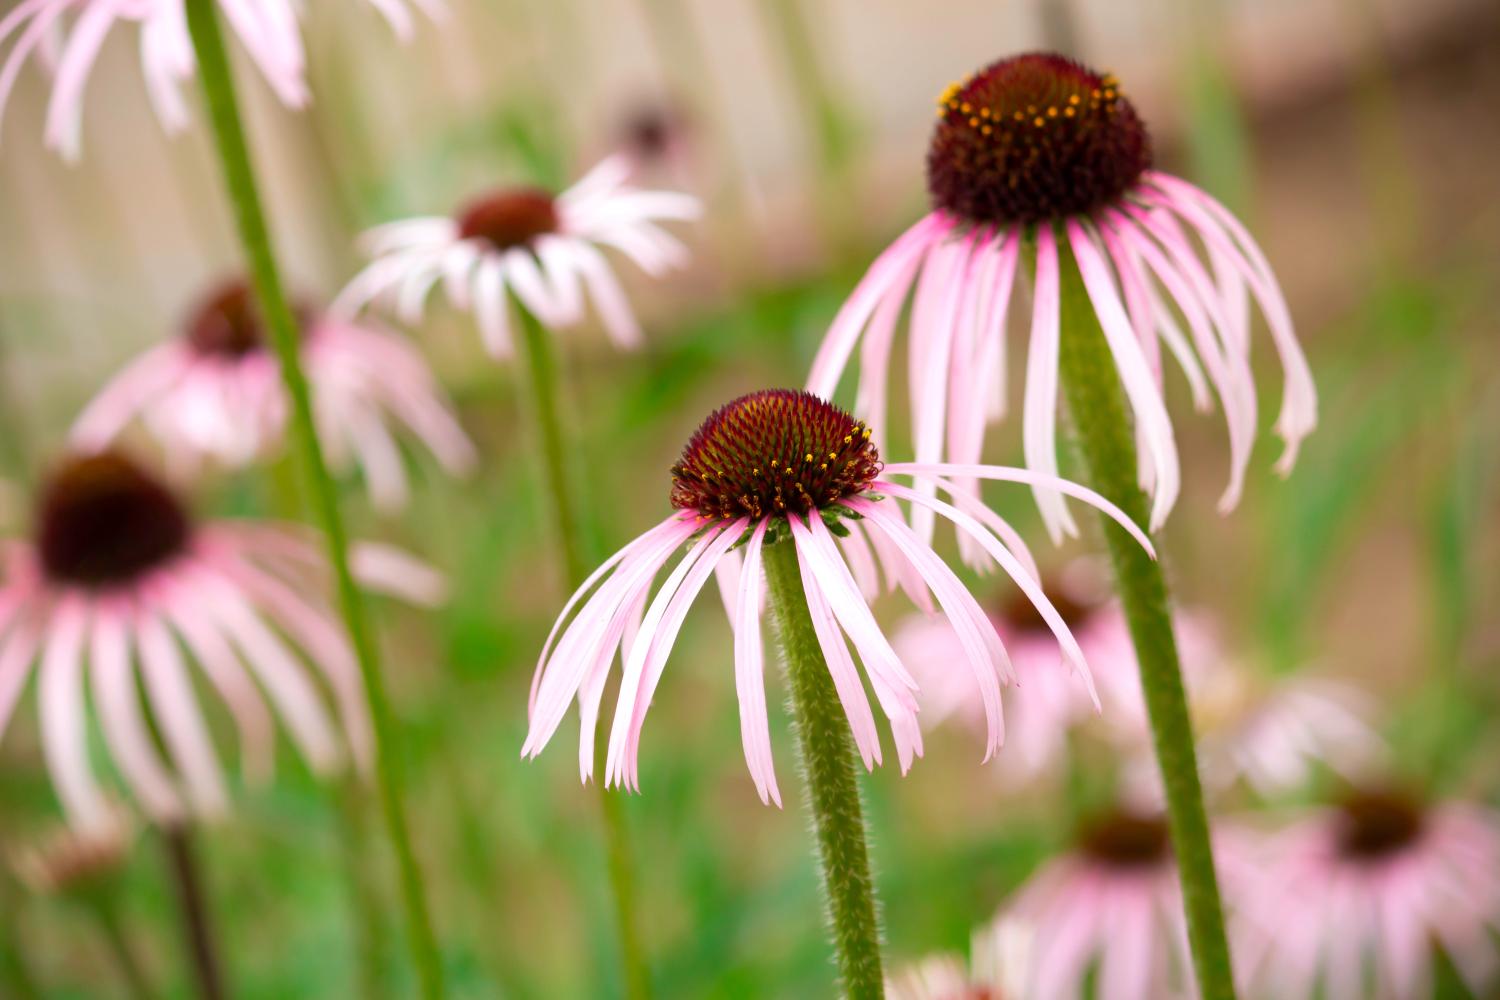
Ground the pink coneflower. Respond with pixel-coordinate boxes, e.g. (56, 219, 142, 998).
(1118, 668, 1384, 808)
(0, 450, 439, 831)
(1004, 806, 1245, 1000)
(887, 915, 1032, 1000)
(333, 156, 699, 356)
(1240, 789, 1500, 999)
(0, 0, 439, 160)
(806, 52, 1316, 539)
(522, 389, 1153, 804)
(70, 278, 475, 511)
(893, 570, 1221, 783)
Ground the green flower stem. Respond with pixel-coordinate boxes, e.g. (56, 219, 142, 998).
(512, 300, 651, 1000)
(87, 891, 156, 1000)
(760, 539, 884, 1000)
(334, 782, 391, 1000)
(181, 4, 443, 998)
(161, 826, 226, 1000)
(0, 884, 41, 1000)
(1054, 242, 1236, 999)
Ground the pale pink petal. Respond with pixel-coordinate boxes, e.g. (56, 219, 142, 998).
(732, 520, 780, 805)
(348, 542, 447, 606)
(39, 594, 109, 830)
(133, 606, 227, 819)
(1022, 224, 1076, 541)
(566, 240, 642, 350)
(907, 232, 973, 545)
(71, 342, 194, 452)
(792, 528, 882, 770)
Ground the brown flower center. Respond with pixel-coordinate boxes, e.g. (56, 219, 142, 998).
(1076, 809, 1171, 869)
(36, 452, 191, 588)
(670, 390, 881, 521)
(456, 188, 559, 252)
(184, 279, 313, 357)
(995, 578, 1095, 636)
(1335, 790, 1426, 861)
(927, 52, 1152, 226)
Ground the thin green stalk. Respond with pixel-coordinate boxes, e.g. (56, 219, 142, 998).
(161, 826, 226, 1000)
(1053, 242, 1236, 999)
(0, 886, 41, 1000)
(88, 893, 156, 1000)
(760, 539, 884, 1000)
(180, 4, 444, 998)
(512, 300, 650, 999)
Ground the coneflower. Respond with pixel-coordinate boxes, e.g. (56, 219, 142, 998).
(72, 277, 475, 511)
(524, 389, 1152, 996)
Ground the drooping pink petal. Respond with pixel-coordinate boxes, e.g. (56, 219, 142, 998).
(38, 593, 109, 830)
(732, 520, 780, 806)
(133, 605, 228, 819)
(1022, 224, 1076, 542)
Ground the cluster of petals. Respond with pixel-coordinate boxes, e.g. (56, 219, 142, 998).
(806, 172, 1317, 541)
(522, 458, 1152, 806)
(71, 312, 476, 511)
(886, 915, 1031, 1000)
(333, 156, 700, 356)
(0, 0, 439, 160)
(0, 520, 442, 832)
(1238, 800, 1500, 999)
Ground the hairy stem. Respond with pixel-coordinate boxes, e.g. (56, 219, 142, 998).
(1054, 241, 1237, 999)
(181, 4, 443, 997)
(513, 300, 651, 999)
(761, 539, 884, 999)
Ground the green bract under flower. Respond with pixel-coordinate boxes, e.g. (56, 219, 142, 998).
(36, 452, 191, 588)
(670, 390, 881, 521)
(926, 52, 1152, 226)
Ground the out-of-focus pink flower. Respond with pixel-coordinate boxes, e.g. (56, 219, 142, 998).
(0, 0, 440, 160)
(806, 53, 1315, 543)
(333, 156, 699, 357)
(522, 389, 1155, 805)
(1002, 805, 1251, 1000)
(1239, 790, 1500, 999)
(887, 915, 1032, 1000)
(71, 278, 474, 512)
(1119, 667, 1385, 808)
(0, 450, 441, 831)
(893, 566, 1221, 783)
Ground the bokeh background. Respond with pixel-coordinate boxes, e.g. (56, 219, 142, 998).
(2, 0, 1499, 996)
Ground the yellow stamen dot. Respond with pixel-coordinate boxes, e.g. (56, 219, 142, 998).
(1034, 116, 1045, 127)
(1069, 94, 1081, 105)
(1047, 106, 1058, 117)
(805, 453, 813, 462)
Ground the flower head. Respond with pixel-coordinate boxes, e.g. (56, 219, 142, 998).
(0, 0, 439, 160)
(1240, 789, 1500, 998)
(0, 450, 439, 831)
(1003, 805, 1248, 1000)
(334, 156, 699, 356)
(70, 277, 475, 511)
(808, 51, 1316, 541)
(522, 389, 1153, 806)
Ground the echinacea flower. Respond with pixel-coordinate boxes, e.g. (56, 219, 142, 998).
(70, 278, 475, 511)
(0, 0, 439, 160)
(886, 915, 1032, 1000)
(806, 52, 1316, 540)
(0, 450, 440, 831)
(333, 156, 699, 356)
(1118, 667, 1384, 808)
(1003, 806, 1247, 1000)
(1239, 789, 1500, 999)
(893, 566, 1220, 783)
(522, 389, 1153, 805)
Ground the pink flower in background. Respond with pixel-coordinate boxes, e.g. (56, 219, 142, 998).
(806, 53, 1316, 541)
(1002, 806, 1249, 1000)
(1118, 668, 1385, 807)
(893, 566, 1222, 783)
(886, 915, 1031, 1000)
(71, 278, 475, 512)
(0, 0, 440, 160)
(1239, 790, 1500, 999)
(0, 451, 443, 831)
(522, 389, 1155, 805)
(334, 156, 699, 356)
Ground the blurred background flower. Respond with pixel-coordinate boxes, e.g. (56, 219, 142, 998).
(1, 0, 1498, 996)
